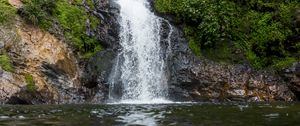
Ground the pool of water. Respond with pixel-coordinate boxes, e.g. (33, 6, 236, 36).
(0, 102, 299, 126)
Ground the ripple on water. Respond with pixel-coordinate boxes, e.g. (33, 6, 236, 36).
(264, 113, 280, 119)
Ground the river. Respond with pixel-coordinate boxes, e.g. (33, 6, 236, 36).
(0, 103, 300, 125)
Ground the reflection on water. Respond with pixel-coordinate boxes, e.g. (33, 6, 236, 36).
(117, 107, 161, 126)
(90, 105, 168, 126)
(0, 103, 300, 126)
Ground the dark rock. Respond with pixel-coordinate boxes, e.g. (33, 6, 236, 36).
(280, 62, 300, 100)
(6, 96, 30, 105)
(83, 50, 116, 89)
(81, 0, 121, 103)
(93, 0, 120, 49)
(158, 13, 295, 102)
(6, 85, 51, 105)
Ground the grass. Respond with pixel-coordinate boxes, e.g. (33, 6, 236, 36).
(0, 0, 17, 26)
(0, 54, 13, 72)
(25, 74, 37, 92)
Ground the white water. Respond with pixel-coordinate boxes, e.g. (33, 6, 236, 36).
(109, 0, 173, 104)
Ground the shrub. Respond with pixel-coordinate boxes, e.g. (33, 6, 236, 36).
(18, 0, 55, 27)
(54, 0, 101, 58)
(0, 54, 13, 72)
(25, 74, 37, 92)
(155, 0, 300, 69)
(0, 0, 16, 26)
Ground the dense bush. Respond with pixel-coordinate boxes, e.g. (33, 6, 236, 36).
(19, 0, 102, 59)
(155, 0, 300, 69)
(0, 0, 16, 26)
(18, 0, 55, 26)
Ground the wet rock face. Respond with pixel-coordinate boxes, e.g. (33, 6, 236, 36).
(81, 0, 120, 102)
(184, 61, 294, 102)
(280, 62, 300, 100)
(90, 0, 120, 49)
(160, 16, 295, 102)
(84, 0, 297, 102)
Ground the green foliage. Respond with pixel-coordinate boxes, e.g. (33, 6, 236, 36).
(54, 0, 101, 58)
(0, 0, 16, 26)
(155, 0, 300, 69)
(184, 26, 201, 56)
(19, 0, 102, 59)
(0, 54, 13, 72)
(272, 57, 297, 69)
(25, 74, 36, 92)
(19, 0, 55, 27)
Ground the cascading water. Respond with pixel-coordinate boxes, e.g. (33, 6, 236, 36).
(108, 0, 173, 104)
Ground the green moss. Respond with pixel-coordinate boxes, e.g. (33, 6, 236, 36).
(188, 38, 201, 57)
(83, 44, 102, 59)
(202, 43, 235, 64)
(154, 0, 172, 13)
(54, 0, 101, 55)
(184, 26, 201, 56)
(0, 0, 17, 26)
(0, 54, 13, 72)
(25, 74, 37, 92)
(86, 0, 95, 10)
(90, 16, 100, 30)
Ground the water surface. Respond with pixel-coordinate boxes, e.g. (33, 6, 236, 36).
(0, 103, 300, 126)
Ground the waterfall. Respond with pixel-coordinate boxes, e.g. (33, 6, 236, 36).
(108, 0, 173, 103)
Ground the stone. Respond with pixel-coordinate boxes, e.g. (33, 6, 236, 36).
(280, 62, 300, 100)
(158, 14, 296, 102)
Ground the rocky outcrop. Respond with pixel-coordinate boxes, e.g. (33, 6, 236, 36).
(83, 0, 298, 102)
(81, 0, 120, 102)
(0, 67, 25, 103)
(1, 0, 119, 104)
(83, 0, 120, 49)
(280, 62, 300, 100)
(0, 18, 84, 104)
(1, 0, 299, 104)
(169, 59, 295, 102)
(163, 20, 296, 102)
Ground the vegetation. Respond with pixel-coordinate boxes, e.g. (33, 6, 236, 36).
(155, 0, 300, 69)
(0, 1, 15, 72)
(0, 0, 17, 26)
(19, 0, 102, 59)
(0, 54, 13, 72)
(25, 74, 37, 92)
